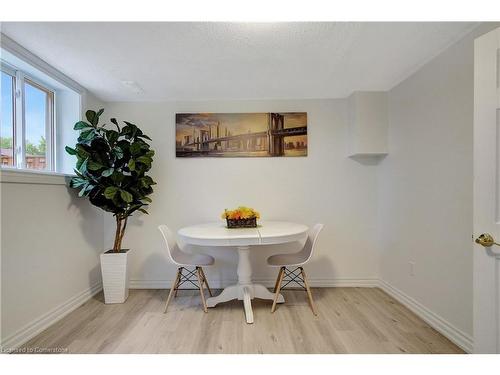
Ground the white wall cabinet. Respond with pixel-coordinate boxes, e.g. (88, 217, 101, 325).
(347, 91, 388, 158)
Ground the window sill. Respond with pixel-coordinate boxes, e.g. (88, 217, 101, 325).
(0, 168, 75, 185)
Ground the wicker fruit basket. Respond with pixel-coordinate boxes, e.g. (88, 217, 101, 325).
(221, 206, 260, 229)
(226, 217, 257, 228)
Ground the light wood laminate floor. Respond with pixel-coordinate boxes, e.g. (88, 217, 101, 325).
(21, 288, 464, 354)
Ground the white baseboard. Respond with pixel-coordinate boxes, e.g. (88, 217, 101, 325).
(1, 282, 102, 352)
(378, 279, 473, 353)
(129, 277, 380, 290)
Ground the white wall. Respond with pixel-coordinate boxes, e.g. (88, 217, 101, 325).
(104, 99, 381, 288)
(0, 92, 105, 349)
(378, 23, 500, 340)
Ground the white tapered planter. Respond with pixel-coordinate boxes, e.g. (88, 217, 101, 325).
(100, 249, 130, 304)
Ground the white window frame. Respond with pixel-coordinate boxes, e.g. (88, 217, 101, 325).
(1, 64, 16, 167)
(1, 61, 56, 171)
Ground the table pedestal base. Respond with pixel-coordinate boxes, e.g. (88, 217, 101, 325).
(206, 283, 284, 323)
(205, 245, 284, 324)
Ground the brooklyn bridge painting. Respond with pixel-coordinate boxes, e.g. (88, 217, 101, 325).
(175, 112, 307, 157)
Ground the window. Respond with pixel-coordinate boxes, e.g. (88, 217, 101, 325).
(1, 63, 55, 171)
(24, 79, 54, 170)
(1, 37, 83, 175)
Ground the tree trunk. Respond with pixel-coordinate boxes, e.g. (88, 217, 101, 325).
(113, 216, 128, 252)
(117, 217, 128, 251)
(113, 216, 121, 251)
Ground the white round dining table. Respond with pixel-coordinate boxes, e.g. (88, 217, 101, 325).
(177, 221, 309, 324)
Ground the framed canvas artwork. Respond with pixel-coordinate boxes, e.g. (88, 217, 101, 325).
(176, 112, 307, 157)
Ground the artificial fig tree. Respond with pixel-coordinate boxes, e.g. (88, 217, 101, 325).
(66, 109, 156, 252)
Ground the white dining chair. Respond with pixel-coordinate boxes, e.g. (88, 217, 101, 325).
(267, 223, 324, 315)
(158, 225, 215, 313)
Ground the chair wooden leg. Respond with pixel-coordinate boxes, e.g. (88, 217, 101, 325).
(174, 267, 183, 298)
(196, 267, 208, 313)
(300, 267, 317, 316)
(199, 267, 213, 297)
(273, 267, 284, 293)
(164, 268, 181, 313)
(271, 267, 285, 313)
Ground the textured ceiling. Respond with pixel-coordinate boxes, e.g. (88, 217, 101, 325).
(0, 22, 478, 102)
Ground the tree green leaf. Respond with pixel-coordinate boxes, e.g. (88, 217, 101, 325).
(101, 168, 114, 177)
(78, 158, 89, 174)
(130, 142, 142, 155)
(128, 159, 136, 171)
(137, 156, 152, 165)
(75, 144, 90, 157)
(110, 171, 124, 184)
(82, 183, 95, 196)
(78, 189, 86, 197)
(74, 121, 92, 130)
(69, 177, 87, 188)
(87, 161, 104, 171)
(138, 134, 152, 141)
(86, 110, 98, 126)
(65, 146, 77, 155)
(138, 209, 149, 214)
(86, 130, 98, 140)
(113, 146, 124, 159)
(104, 186, 118, 199)
(106, 129, 119, 145)
(120, 125, 132, 136)
(78, 129, 94, 141)
(110, 118, 121, 132)
(140, 176, 156, 185)
(120, 190, 133, 203)
(122, 122, 139, 139)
